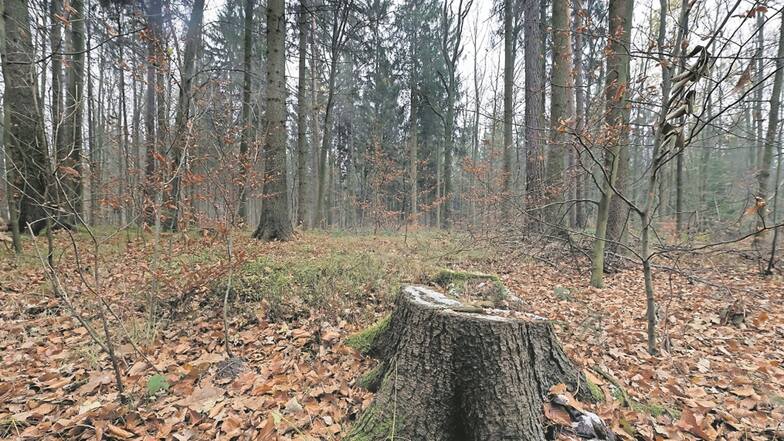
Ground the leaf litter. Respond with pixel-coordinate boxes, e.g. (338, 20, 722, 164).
(0, 230, 782, 440)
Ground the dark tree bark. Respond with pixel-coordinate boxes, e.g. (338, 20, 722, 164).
(437, 0, 472, 229)
(308, 12, 321, 229)
(50, 0, 64, 163)
(502, 0, 517, 216)
(525, 0, 545, 207)
(238, 0, 254, 224)
(590, 0, 632, 288)
(253, 0, 292, 241)
(546, 0, 575, 228)
(572, 0, 586, 228)
(347, 285, 592, 441)
(62, 0, 86, 218)
(315, 0, 349, 228)
(296, 0, 308, 227)
(143, 0, 162, 225)
(408, 5, 419, 222)
(2, 0, 51, 235)
(755, 12, 784, 248)
(167, 0, 205, 231)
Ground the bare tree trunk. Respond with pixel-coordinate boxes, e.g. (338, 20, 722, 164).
(767, 128, 783, 274)
(316, 2, 349, 228)
(524, 0, 545, 209)
(86, 0, 98, 225)
(502, 0, 515, 216)
(253, 0, 292, 241)
(756, 12, 784, 249)
(673, 6, 693, 237)
(408, 13, 419, 223)
(238, 0, 254, 224)
(296, 0, 308, 228)
(573, 0, 586, 228)
(51, 0, 65, 166)
(470, 15, 482, 225)
(116, 13, 131, 226)
(309, 13, 321, 229)
(589, 0, 632, 287)
(753, 13, 764, 178)
(438, 0, 472, 229)
(144, 0, 162, 225)
(2, 0, 51, 235)
(167, 0, 205, 231)
(546, 0, 575, 229)
(61, 0, 86, 220)
(0, 4, 22, 250)
(316, 61, 337, 228)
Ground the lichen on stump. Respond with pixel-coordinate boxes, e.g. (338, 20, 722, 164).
(346, 285, 593, 441)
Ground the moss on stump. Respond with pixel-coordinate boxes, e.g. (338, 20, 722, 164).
(346, 285, 595, 441)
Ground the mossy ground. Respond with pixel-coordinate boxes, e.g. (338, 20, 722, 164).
(213, 230, 495, 322)
(611, 388, 679, 419)
(213, 230, 490, 323)
(584, 377, 605, 402)
(357, 362, 386, 391)
(345, 315, 391, 355)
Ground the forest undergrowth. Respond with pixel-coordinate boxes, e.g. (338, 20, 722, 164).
(0, 228, 782, 440)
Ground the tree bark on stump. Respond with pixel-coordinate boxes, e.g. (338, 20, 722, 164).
(347, 285, 592, 441)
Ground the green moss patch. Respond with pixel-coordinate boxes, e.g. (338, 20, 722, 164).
(346, 315, 391, 355)
(585, 377, 605, 402)
(611, 388, 679, 419)
(431, 269, 509, 303)
(358, 363, 386, 391)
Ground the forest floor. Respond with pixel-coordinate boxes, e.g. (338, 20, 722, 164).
(0, 228, 782, 440)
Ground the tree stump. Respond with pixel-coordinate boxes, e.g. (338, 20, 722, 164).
(347, 284, 594, 441)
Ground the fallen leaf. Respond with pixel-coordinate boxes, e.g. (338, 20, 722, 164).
(177, 385, 225, 413)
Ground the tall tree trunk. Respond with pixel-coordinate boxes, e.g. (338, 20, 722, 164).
(309, 13, 321, 228)
(238, 0, 254, 224)
(673, 5, 693, 237)
(0, 2, 20, 250)
(408, 16, 418, 223)
(2, 0, 51, 235)
(502, 0, 515, 216)
(437, 0, 471, 228)
(524, 0, 545, 210)
(766, 127, 783, 274)
(86, 0, 98, 225)
(755, 12, 784, 248)
(51, 0, 64, 167)
(116, 13, 131, 226)
(603, 0, 634, 260)
(470, 17, 482, 225)
(436, 139, 442, 227)
(316, 2, 348, 228)
(144, 0, 162, 225)
(167, 0, 205, 231)
(61, 0, 86, 219)
(253, 0, 292, 241)
(131, 52, 142, 224)
(316, 60, 337, 228)
(754, 14, 764, 176)
(296, 0, 308, 227)
(589, 0, 632, 288)
(443, 84, 454, 228)
(546, 0, 575, 229)
(573, 0, 586, 228)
